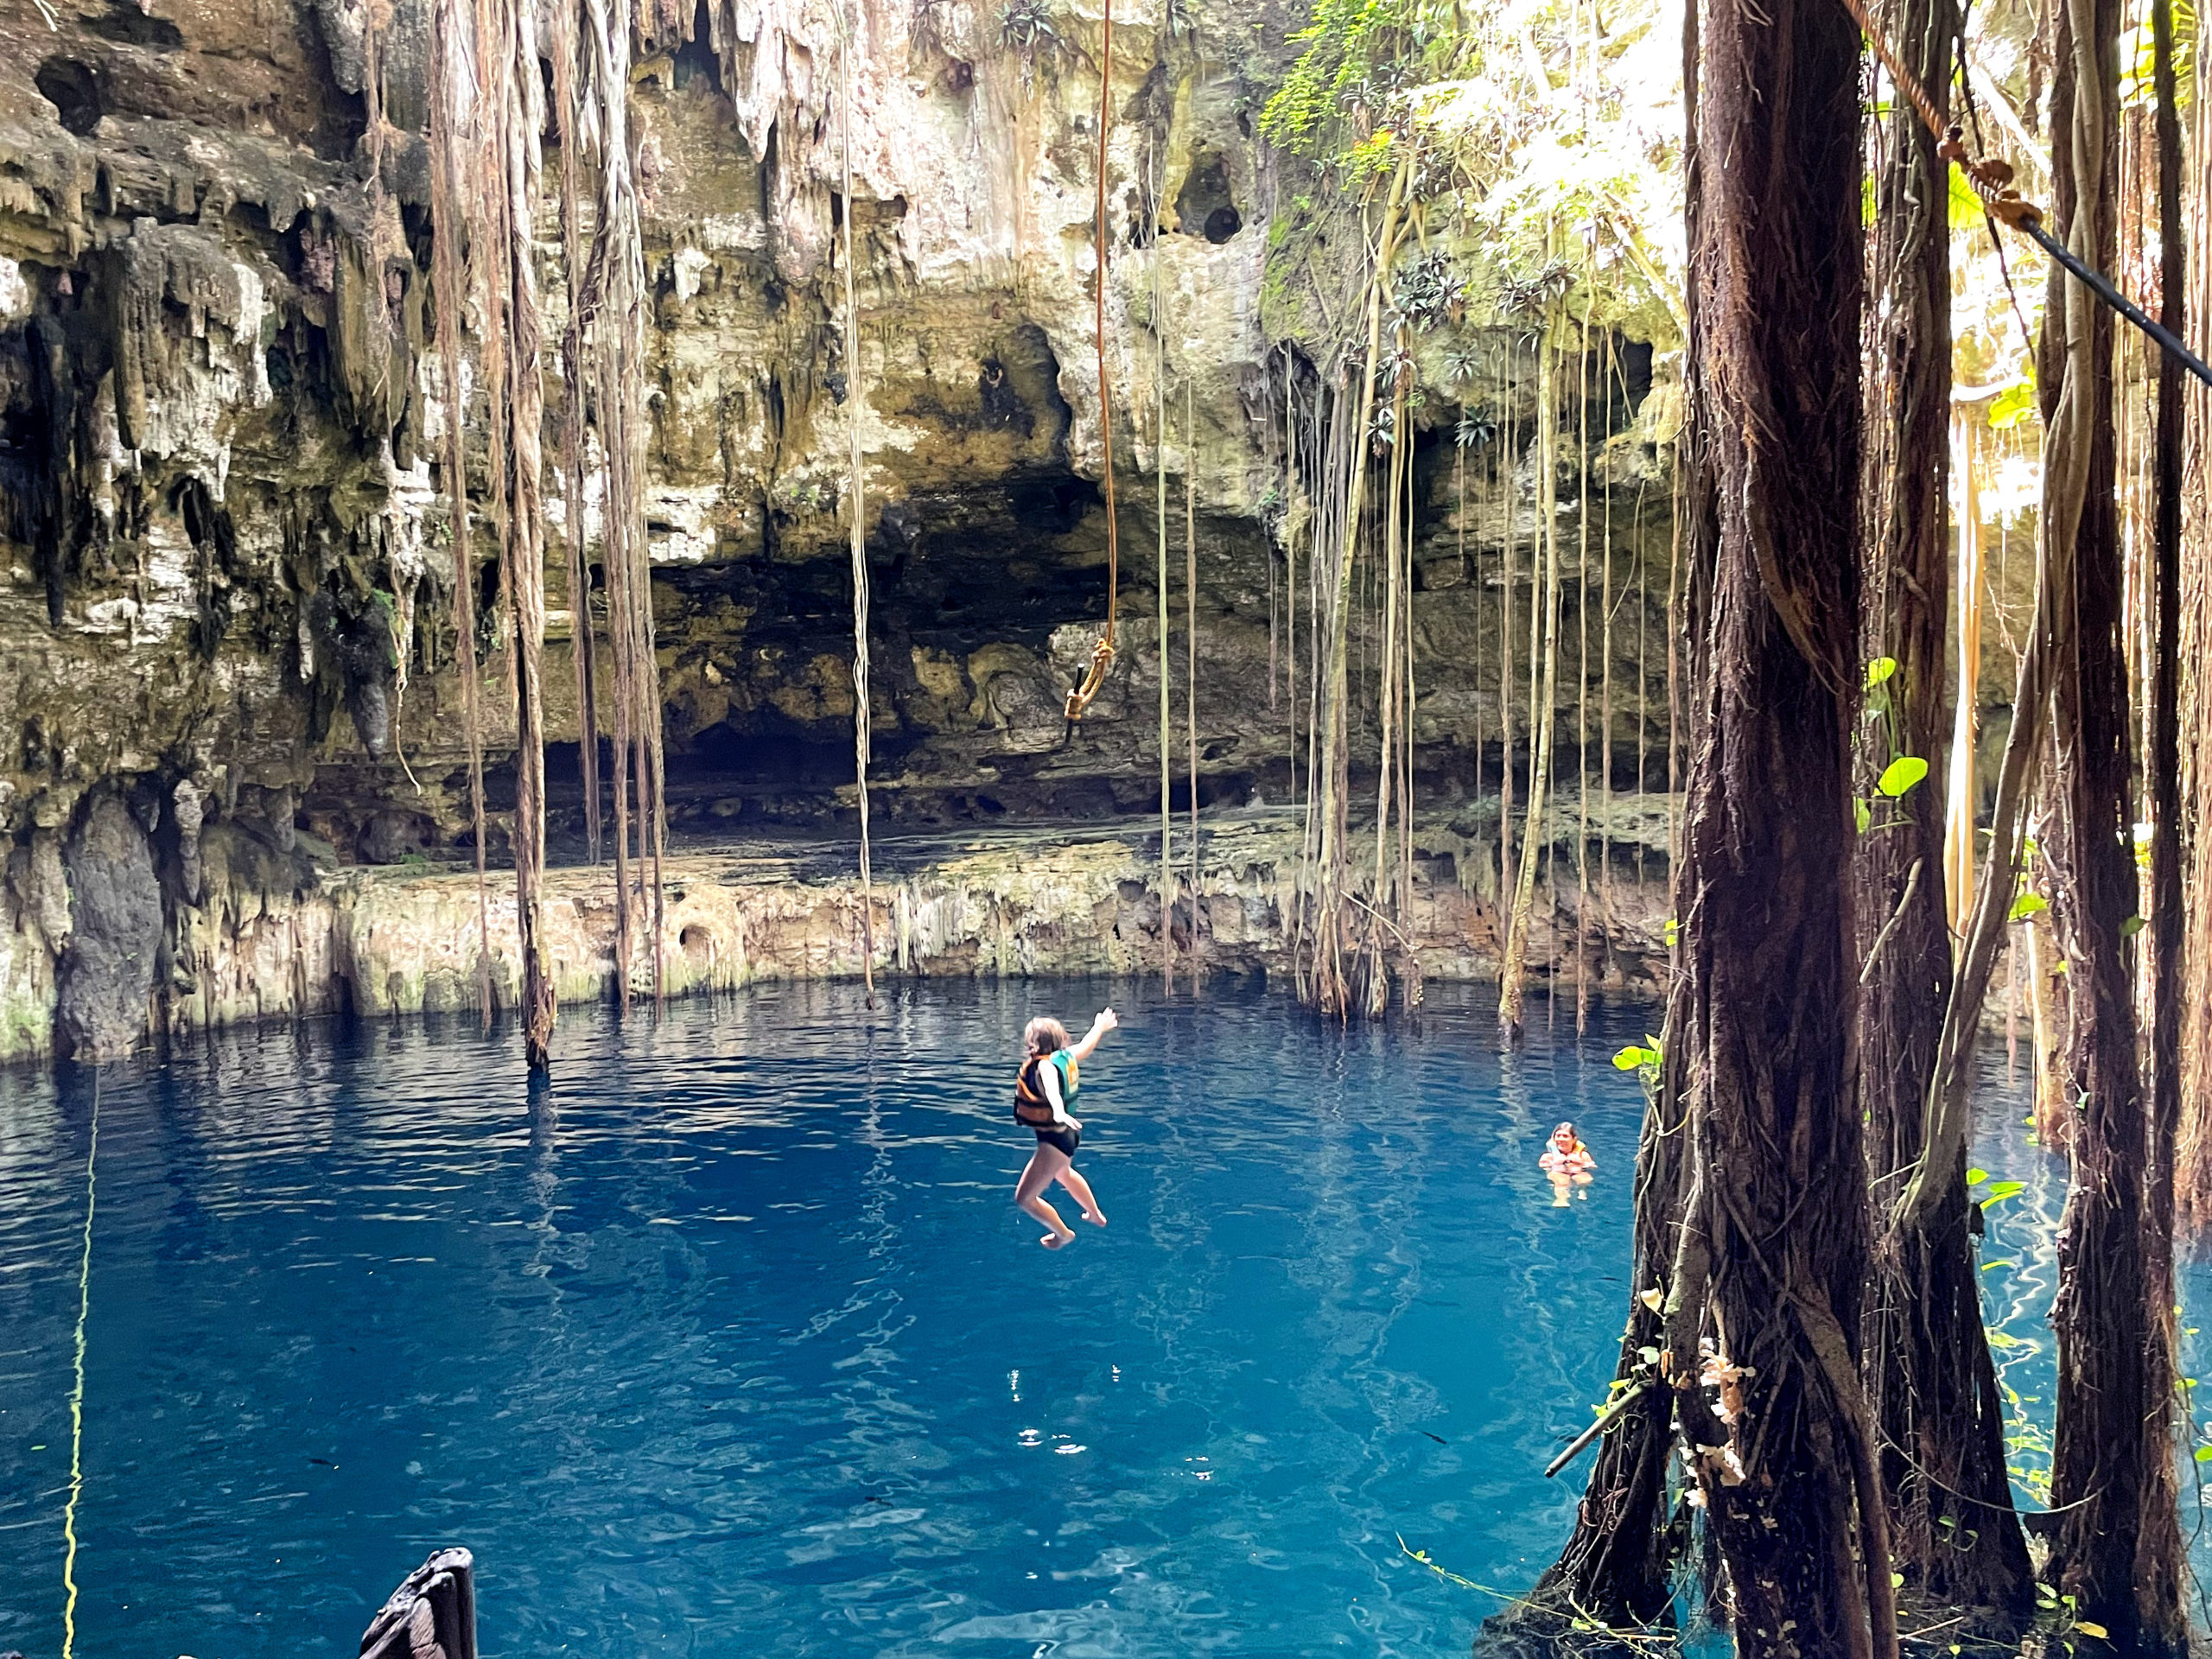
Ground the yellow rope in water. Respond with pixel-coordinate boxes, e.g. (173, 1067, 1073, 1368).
(60, 1071, 99, 1659)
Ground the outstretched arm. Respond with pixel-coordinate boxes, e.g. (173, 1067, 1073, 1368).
(1068, 1007, 1118, 1062)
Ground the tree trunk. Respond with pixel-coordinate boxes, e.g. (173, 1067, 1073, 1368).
(1498, 8, 1721, 1627)
(2041, 0, 2186, 1641)
(1853, 0, 2031, 1618)
(1671, 0, 1894, 1649)
(2173, 0, 2212, 1232)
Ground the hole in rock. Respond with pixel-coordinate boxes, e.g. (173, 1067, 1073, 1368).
(36, 59, 103, 136)
(1174, 149, 1241, 244)
(679, 925, 714, 964)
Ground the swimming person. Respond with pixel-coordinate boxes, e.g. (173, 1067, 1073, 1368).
(1540, 1121, 1595, 1206)
(1012, 1008, 1117, 1249)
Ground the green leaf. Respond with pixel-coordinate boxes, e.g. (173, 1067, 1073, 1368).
(1865, 655, 1898, 690)
(2194, 1446, 2212, 1463)
(1877, 755, 1929, 798)
(1967, 1166, 1989, 1185)
(1855, 798, 1873, 836)
(2120, 914, 2145, 938)
(2076, 1622, 2108, 1640)
(1988, 378, 2039, 429)
(1612, 1046, 1646, 1071)
(1662, 918, 1680, 947)
(1979, 1179, 2026, 1206)
(1980, 1258, 2016, 1271)
(2010, 891, 2050, 921)
(1987, 1330, 2021, 1348)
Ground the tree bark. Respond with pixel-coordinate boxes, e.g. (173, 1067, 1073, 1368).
(1853, 0, 2031, 1618)
(1497, 6, 1720, 1626)
(2040, 0, 2186, 1641)
(2172, 0, 2212, 1233)
(1670, 0, 1894, 1648)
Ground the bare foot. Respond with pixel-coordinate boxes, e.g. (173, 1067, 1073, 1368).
(1041, 1230, 1076, 1249)
(1081, 1208, 1108, 1227)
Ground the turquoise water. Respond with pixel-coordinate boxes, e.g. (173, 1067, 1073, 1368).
(0, 982, 2200, 1656)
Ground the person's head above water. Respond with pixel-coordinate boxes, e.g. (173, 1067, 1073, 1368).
(1025, 1016, 1071, 1056)
(1552, 1122, 1582, 1152)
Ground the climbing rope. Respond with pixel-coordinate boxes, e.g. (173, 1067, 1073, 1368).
(1065, 0, 1120, 720)
(60, 1071, 99, 1659)
(1839, 0, 2212, 388)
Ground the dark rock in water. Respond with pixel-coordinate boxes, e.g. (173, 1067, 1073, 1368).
(58, 793, 164, 1060)
(359, 809, 429, 865)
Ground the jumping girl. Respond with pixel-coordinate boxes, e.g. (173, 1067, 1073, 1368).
(1012, 1008, 1117, 1249)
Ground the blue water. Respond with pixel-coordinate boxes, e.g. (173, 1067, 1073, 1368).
(0, 982, 1655, 1659)
(0, 982, 2205, 1658)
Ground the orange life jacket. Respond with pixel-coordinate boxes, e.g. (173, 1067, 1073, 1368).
(1014, 1051, 1077, 1127)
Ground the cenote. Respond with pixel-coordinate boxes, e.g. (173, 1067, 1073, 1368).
(0, 982, 2196, 1657)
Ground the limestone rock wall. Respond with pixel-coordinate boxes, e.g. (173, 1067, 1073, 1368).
(16, 811, 1669, 1051)
(0, 0, 1683, 1059)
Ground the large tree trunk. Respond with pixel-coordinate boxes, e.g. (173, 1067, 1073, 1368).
(1853, 0, 2031, 1619)
(2040, 0, 2186, 1641)
(1669, 0, 1895, 1649)
(2174, 0, 2212, 1233)
(1493, 7, 1720, 1629)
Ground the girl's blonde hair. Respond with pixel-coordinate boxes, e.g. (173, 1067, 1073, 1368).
(1025, 1016, 1071, 1055)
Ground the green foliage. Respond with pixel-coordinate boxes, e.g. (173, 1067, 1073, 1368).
(2121, 0, 2197, 109)
(1391, 249, 1468, 332)
(1966, 1167, 2025, 1208)
(1876, 755, 1929, 798)
(1988, 376, 2039, 429)
(1260, 0, 1421, 158)
(2010, 890, 2049, 921)
(1611, 1037, 1662, 1073)
(1612, 1035, 1663, 1096)
(1865, 655, 1899, 690)
(997, 0, 1060, 55)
